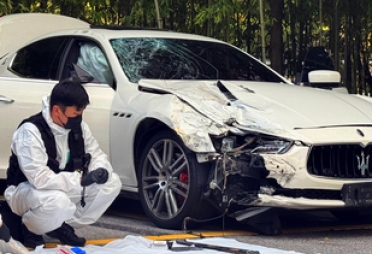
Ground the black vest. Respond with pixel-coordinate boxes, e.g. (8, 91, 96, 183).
(6, 112, 86, 186)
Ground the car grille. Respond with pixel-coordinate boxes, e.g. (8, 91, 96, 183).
(307, 144, 372, 178)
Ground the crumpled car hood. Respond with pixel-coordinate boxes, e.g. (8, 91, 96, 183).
(139, 79, 372, 138)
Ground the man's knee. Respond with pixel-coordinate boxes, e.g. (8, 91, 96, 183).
(42, 191, 73, 212)
(23, 192, 75, 234)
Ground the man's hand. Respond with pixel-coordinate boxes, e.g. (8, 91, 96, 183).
(81, 168, 109, 186)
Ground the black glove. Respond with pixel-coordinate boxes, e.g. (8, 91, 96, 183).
(0, 222, 11, 242)
(81, 168, 109, 186)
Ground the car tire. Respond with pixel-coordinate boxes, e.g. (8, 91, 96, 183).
(138, 130, 211, 229)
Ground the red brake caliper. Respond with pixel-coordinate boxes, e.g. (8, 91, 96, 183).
(178, 169, 189, 202)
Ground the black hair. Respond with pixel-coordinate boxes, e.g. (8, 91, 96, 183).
(50, 76, 90, 112)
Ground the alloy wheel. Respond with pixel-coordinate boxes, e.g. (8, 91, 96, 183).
(141, 138, 190, 220)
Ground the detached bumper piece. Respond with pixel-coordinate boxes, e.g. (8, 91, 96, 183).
(342, 182, 372, 206)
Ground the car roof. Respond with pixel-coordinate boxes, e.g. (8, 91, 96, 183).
(1, 13, 228, 57)
(35, 27, 226, 44)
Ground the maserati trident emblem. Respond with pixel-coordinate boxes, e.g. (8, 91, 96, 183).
(356, 151, 369, 176)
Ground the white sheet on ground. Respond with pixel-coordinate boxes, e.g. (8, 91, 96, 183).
(30, 235, 304, 254)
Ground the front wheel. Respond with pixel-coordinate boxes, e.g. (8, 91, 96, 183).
(138, 130, 211, 229)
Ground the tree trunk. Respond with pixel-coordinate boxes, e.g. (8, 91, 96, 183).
(344, 2, 352, 92)
(351, 1, 363, 93)
(288, 0, 296, 79)
(245, 0, 251, 53)
(168, 0, 174, 30)
(190, 0, 196, 33)
(269, 0, 284, 75)
(224, 12, 229, 42)
(331, 0, 339, 71)
(296, 1, 306, 79)
(207, 0, 212, 37)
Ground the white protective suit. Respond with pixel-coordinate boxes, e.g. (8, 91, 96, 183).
(4, 96, 122, 235)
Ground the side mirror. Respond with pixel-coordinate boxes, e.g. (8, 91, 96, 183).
(308, 70, 341, 89)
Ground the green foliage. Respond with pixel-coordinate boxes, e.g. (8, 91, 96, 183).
(0, 0, 12, 14)
(1, 0, 372, 91)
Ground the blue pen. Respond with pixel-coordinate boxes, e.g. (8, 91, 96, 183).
(70, 247, 86, 254)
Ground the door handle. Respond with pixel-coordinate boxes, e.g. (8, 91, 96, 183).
(0, 95, 14, 104)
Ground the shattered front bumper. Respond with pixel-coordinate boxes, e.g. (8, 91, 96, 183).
(202, 144, 372, 217)
(251, 194, 345, 210)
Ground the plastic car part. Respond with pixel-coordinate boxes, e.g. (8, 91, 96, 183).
(138, 130, 212, 229)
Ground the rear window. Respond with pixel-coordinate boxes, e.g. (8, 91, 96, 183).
(11, 37, 69, 80)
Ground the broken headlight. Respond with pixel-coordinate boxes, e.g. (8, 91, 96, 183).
(212, 134, 292, 154)
(251, 139, 292, 154)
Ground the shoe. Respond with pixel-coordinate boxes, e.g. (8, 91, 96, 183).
(46, 223, 86, 246)
(22, 224, 44, 249)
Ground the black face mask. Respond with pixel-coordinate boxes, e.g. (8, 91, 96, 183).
(63, 115, 82, 130)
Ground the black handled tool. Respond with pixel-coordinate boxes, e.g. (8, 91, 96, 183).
(81, 153, 91, 207)
(175, 239, 260, 254)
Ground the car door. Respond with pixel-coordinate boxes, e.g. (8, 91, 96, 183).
(0, 36, 115, 179)
(0, 36, 71, 178)
(57, 37, 116, 164)
(0, 77, 59, 178)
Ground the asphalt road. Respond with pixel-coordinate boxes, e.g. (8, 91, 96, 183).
(71, 197, 372, 254)
(2, 180, 372, 254)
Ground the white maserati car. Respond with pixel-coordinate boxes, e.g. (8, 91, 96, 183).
(1, 13, 372, 232)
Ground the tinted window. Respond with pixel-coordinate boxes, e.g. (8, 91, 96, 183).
(110, 38, 284, 83)
(11, 37, 69, 80)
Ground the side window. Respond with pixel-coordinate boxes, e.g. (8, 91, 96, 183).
(10, 37, 69, 80)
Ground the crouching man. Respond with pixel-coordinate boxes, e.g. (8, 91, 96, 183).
(4, 77, 122, 249)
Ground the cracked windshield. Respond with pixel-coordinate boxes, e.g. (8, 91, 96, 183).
(110, 38, 284, 83)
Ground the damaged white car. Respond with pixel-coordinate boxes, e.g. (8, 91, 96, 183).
(1, 13, 372, 233)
